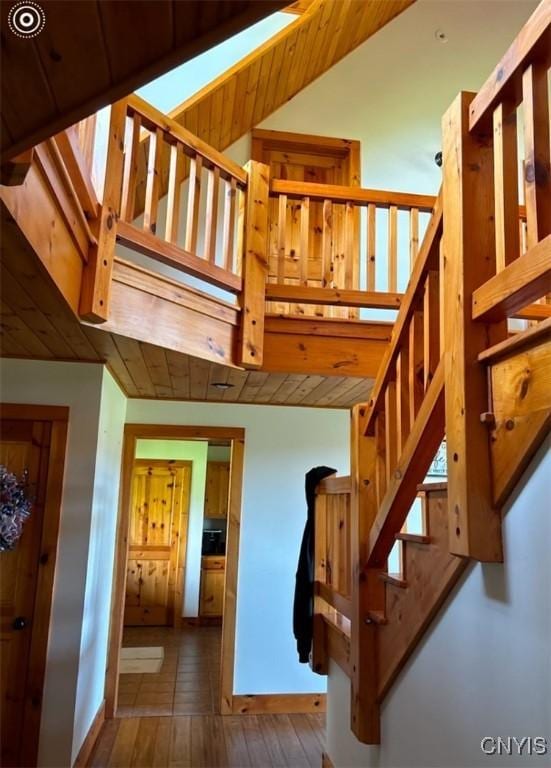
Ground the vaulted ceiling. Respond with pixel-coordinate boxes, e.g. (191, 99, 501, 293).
(133, 0, 415, 210)
(1, 0, 286, 161)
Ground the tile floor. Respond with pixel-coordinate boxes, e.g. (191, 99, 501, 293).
(117, 624, 222, 717)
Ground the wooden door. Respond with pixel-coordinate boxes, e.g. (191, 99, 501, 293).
(252, 128, 361, 318)
(204, 461, 230, 519)
(0, 410, 67, 768)
(124, 460, 191, 626)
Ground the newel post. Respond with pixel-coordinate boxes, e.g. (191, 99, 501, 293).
(441, 92, 507, 561)
(238, 160, 270, 368)
(350, 404, 384, 744)
(79, 99, 127, 323)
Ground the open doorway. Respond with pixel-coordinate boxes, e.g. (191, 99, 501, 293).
(105, 425, 244, 720)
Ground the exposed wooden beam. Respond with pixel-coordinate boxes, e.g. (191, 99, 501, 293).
(263, 315, 391, 378)
(1, 1, 287, 162)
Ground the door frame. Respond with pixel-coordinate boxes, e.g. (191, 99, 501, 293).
(251, 128, 361, 185)
(0, 403, 68, 767)
(105, 424, 246, 718)
(125, 458, 192, 629)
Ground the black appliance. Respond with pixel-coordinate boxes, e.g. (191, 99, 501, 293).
(202, 529, 224, 555)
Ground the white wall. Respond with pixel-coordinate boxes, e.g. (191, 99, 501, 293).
(72, 370, 126, 763)
(134, 438, 209, 616)
(0, 360, 126, 767)
(126, 398, 350, 694)
(327, 435, 551, 768)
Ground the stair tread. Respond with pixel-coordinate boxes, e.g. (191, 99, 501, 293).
(396, 532, 431, 544)
(380, 572, 407, 589)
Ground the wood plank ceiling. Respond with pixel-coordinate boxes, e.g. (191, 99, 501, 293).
(0, 211, 372, 408)
(133, 0, 415, 209)
(1, 0, 286, 161)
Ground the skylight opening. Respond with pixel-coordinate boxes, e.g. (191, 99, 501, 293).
(136, 11, 295, 114)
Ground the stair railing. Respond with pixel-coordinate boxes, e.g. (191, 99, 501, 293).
(441, 0, 550, 562)
(265, 179, 436, 319)
(80, 94, 249, 323)
(311, 475, 353, 677)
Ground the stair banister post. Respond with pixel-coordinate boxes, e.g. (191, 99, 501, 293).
(238, 160, 270, 368)
(79, 99, 127, 323)
(350, 404, 384, 744)
(441, 92, 507, 561)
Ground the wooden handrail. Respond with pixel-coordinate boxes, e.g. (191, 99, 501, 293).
(270, 178, 436, 212)
(364, 192, 443, 436)
(315, 581, 352, 619)
(469, 0, 551, 132)
(317, 475, 352, 494)
(127, 94, 247, 187)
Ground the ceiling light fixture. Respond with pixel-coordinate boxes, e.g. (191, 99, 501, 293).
(211, 382, 235, 390)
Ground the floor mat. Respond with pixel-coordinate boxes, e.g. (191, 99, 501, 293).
(120, 646, 164, 673)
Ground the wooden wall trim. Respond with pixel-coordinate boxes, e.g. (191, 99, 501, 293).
(322, 752, 336, 768)
(220, 438, 245, 714)
(105, 423, 246, 720)
(0, 404, 69, 767)
(124, 424, 245, 440)
(231, 693, 326, 715)
(72, 701, 105, 768)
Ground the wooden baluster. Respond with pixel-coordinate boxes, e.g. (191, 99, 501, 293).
(121, 112, 141, 222)
(222, 178, 237, 273)
(165, 142, 184, 244)
(312, 493, 328, 675)
(423, 270, 440, 390)
(344, 201, 355, 290)
(143, 127, 163, 234)
(204, 166, 221, 264)
(493, 102, 520, 271)
(396, 347, 410, 452)
(384, 382, 398, 487)
(408, 310, 424, 429)
(185, 154, 203, 253)
(388, 205, 398, 292)
(322, 199, 333, 288)
(300, 196, 310, 286)
(277, 193, 288, 284)
(522, 63, 551, 250)
(367, 203, 376, 291)
(409, 207, 419, 271)
(235, 187, 246, 277)
(374, 412, 386, 508)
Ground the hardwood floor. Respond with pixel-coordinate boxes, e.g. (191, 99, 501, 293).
(88, 713, 326, 767)
(118, 625, 221, 716)
(106, 625, 326, 766)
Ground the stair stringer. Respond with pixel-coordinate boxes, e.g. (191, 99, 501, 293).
(376, 485, 468, 701)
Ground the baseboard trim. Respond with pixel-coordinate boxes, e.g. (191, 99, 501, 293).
(184, 616, 223, 627)
(73, 700, 105, 767)
(232, 693, 326, 715)
(322, 752, 335, 768)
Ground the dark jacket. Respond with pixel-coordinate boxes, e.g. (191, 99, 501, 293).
(293, 465, 337, 664)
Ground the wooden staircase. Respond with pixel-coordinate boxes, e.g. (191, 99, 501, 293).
(376, 484, 468, 700)
(311, 0, 551, 746)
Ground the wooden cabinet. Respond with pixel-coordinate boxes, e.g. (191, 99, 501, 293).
(199, 556, 225, 617)
(204, 461, 230, 519)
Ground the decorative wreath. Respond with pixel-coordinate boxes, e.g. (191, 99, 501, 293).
(0, 465, 33, 552)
